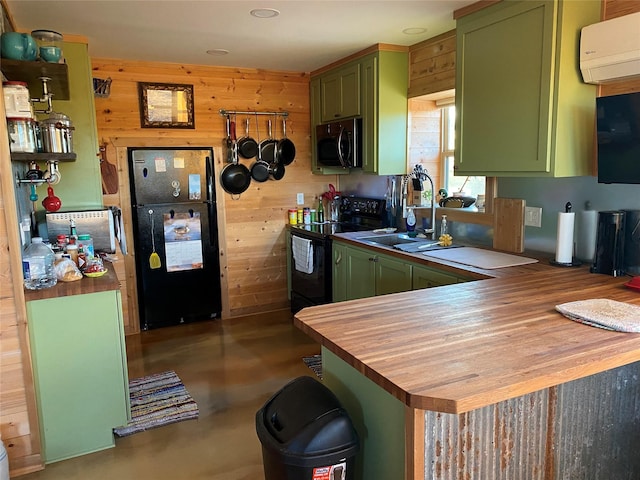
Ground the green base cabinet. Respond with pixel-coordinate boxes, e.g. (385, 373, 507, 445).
(412, 264, 460, 289)
(27, 290, 130, 463)
(323, 347, 405, 480)
(333, 241, 465, 302)
(455, 0, 600, 177)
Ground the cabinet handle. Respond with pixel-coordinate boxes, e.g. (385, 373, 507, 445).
(368, 257, 378, 262)
(335, 251, 342, 265)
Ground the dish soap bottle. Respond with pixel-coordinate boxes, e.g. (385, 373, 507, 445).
(440, 215, 448, 236)
(406, 207, 416, 232)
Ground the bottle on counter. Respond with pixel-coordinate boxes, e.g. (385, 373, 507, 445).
(69, 219, 78, 244)
(317, 196, 324, 223)
(440, 215, 448, 236)
(65, 243, 79, 266)
(303, 207, 311, 225)
(77, 234, 94, 259)
(22, 237, 57, 290)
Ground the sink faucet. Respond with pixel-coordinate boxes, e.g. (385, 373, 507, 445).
(408, 165, 436, 240)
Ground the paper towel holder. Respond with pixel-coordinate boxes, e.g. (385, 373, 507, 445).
(550, 202, 582, 267)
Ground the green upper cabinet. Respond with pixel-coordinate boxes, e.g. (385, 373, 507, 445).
(310, 77, 350, 175)
(454, 0, 600, 177)
(320, 62, 361, 122)
(360, 51, 409, 175)
(310, 47, 409, 176)
(47, 41, 102, 208)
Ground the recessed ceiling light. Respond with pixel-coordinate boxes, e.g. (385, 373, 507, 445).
(206, 49, 229, 56)
(250, 8, 280, 18)
(403, 27, 428, 35)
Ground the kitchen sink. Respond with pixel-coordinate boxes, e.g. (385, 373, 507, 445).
(358, 233, 423, 246)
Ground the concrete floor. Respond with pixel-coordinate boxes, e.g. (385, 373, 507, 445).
(20, 310, 319, 480)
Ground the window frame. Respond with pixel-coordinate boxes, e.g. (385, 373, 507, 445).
(436, 99, 496, 226)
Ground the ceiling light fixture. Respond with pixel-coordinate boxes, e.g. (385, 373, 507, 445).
(206, 49, 230, 56)
(250, 8, 280, 18)
(403, 27, 428, 35)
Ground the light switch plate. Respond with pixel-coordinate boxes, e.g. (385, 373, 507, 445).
(525, 206, 542, 228)
(296, 193, 304, 205)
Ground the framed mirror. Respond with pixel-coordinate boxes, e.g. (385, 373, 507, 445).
(138, 82, 195, 128)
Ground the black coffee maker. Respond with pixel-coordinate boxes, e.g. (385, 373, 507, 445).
(591, 211, 626, 277)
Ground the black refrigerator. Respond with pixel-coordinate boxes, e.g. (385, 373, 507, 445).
(128, 147, 221, 330)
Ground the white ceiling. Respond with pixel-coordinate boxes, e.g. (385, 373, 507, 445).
(6, 0, 476, 72)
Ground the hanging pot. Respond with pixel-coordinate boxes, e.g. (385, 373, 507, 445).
(277, 117, 296, 166)
(259, 118, 278, 164)
(221, 162, 251, 196)
(269, 161, 285, 181)
(237, 117, 258, 159)
(221, 119, 251, 196)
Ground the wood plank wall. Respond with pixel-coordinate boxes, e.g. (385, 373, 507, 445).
(408, 30, 456, 98)
(91, 58, 335, 330)
(0, 91, 43, 476)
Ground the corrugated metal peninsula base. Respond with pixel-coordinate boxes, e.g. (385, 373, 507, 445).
(423, 361, 640, 479)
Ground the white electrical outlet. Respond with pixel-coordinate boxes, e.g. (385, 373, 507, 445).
(525, 206, 543, 228)
(296, 193, 304, 205)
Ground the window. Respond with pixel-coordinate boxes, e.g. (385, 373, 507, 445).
(441, 104, 485, 199)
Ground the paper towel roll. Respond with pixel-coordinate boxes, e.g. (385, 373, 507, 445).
(555, 212, 575, 264)
(576, 210, 598, 262)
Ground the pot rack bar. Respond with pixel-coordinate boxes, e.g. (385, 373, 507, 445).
(219, 109, 288, 118)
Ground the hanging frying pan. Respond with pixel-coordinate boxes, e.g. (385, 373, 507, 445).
(269, 161, 285, 181)
(237, 117, 258, 159)
(220, 119, 251, 196)
(259, 118, 278, 164)
(277, 117, 296, 166)
(250, 113, 270, 182)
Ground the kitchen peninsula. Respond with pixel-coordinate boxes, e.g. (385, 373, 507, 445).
(294, 233, 640, 480)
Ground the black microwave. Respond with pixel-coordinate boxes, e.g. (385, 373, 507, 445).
(316, 118, 362, 169)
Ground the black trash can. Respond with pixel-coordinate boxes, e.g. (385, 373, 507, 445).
(256, 376, 360, 480)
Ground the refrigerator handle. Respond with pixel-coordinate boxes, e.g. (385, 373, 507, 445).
(207, 201, 218, 248)
(206, 155, 214, 202)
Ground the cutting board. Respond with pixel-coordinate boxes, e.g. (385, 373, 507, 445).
(423, 247, 538, 270)
(493, 198, 525, 253)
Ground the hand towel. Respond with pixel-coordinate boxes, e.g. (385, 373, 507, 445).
(292, 236, 313, 274)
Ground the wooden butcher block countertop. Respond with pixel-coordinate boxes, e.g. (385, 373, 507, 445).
(24, 265, 120, 302)
(294, 234, 640, 414)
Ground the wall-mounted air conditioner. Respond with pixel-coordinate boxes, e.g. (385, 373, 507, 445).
(580, 12, 640, 84)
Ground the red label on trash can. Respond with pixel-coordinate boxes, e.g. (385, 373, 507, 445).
(312, 461, 346, 480)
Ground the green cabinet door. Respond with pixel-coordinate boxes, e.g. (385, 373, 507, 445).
(345, 245, 376, 300)
(375, 253, 412, 295)
(310, 77, 350, 175)
(320, 62, 361, 122)
(455, 0, 599, 177)
(412, 264, 460, 289)
(332, 242, 348, 303)
(361, 51, 409, 175)
(27, 291, 129, 463)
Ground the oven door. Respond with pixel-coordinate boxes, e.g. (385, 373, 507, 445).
(290, 231, 332, 313)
